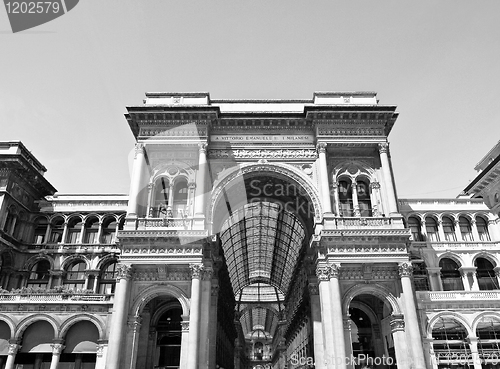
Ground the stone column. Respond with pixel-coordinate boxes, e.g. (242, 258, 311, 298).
(146, 182, 154, 218)
(398, 262, 426, 369)
(425, 338, 438, 369)
(96, 221, 103, 243)
(332, 183, 340, 216)
(317, 143, 332, 214)
(427, 267, 443, 291)
(208, 283, 219, 369)
(351, 179, 360, 217)
(378, 143, 398, 215)
(49, 341, 65, 369)
(194, 143, 208, 216)
(328, 263, 346, 369)
(459, 267, 479, 291)
(61, 221, 69, 244)
(488, 219, 499, 240)
(369, 182, 381, 216)
(471, 220, 480, 241)
(78, 222, 85, 244)
(187, 264, 204, 369)
(106, 264, 133, 369)
(390, 315, 409, 369)
(308, 281, 325, 368)
(437, 220, 446, 242)
(316, 265, 335, 369)
(179, 318, 190, 369)
(343, 317, 354, 369)
(126, 143, 146, 219)
(127, 315, 142, 369)
(420, 220, 428, 242)
(494, 267, 500, 289)
(468, 337, 482, 369)
(199, 267, 213, 368)
(5, 342, 20, 369)
(95, 341, 107, 369)
(454, 219, 463, 242)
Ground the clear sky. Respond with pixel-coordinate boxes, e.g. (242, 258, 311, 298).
(1, 1, 499, 198)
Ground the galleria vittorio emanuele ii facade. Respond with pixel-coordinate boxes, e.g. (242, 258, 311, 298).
(1, 91, 500, 369)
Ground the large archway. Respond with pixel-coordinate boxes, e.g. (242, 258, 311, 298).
(210, 168, 319, 369)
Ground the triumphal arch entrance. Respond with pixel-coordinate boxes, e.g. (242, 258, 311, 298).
(104, 92, 426, 369)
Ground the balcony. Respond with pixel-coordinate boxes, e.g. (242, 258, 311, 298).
(137, 217, 193, 230)
(0, 293, 113, 302)
(23, 242, 120, 253)
(411, 241, 500, 251)
(417, 290, 500, 302)
(333, 217, 392, 228)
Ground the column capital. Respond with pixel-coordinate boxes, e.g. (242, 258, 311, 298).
(201, 267, 213, 281)
(134, 143, 145, 158)
(51, 342, 65, 355)
(398, 262, 413, 278)
(316, 142, 327, 154)
(127, 315, 142, 332)
(188, 181, 196, 189)
(96, 343, 106, 357)
(369, 181, 380, 190)
(181, 321, 190, 332)
(329, 263, 341, 279)
(390, 314, 405, 333)
(427, 267, 442, 275)
(116, 264, 133, 281)
(8, 343, 21, 355)
(343, 317, 352, 331)
(315, 265, 330, 281)
(198, 142, 208, 153)
(189, 263, 204, 279)
(494, 267, 500, 277)
(378, 142, 389, 154)
(211, 285, 219, 297)
(459, 266, 477, 277)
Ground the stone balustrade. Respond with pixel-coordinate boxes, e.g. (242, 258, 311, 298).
(0, 293, 113, 302)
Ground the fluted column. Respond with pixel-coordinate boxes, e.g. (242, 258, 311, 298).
(332, 183, 340, 215)
(194, 143, 208, 216)
(187, 264, 204, 369)
(390, 315, 409, 369)
(351, 179, 360, 217)
(343, 317, 354, 369)
(398, 262, 426, 369)
(199, 267, 213, 368)
(208, 283, 219, 369)
(308, 281, 325, 368)
(378, 143, 398, 214)
(316, 265, 335, 369)
(106, 264, 133, 369)
(317, 143, 332, 214)
(127, 315, 142, 369)
(49, 341, 65, 369)
(329, 263, 346, 369)
(369, 182, 381, 216)
(5, 342, 20, 369)
(126, 143, 146, 218)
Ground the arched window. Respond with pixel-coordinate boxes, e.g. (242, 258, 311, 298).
(98, 262, 117, 294)
(408, 217, 423, 241)
(173, 179, 188, 217)
(439, 258, 464, 291)
(66, 218, 83, 244)
(425, 217, 440, 242)
(154, 178, 170, 217)
(432, 317, 470, 365)
(83, 217, 99, 244)
(459, 216, 473, 241)
(49, 217, 64, 243)
(63, 260, 86, 290)
(156, 307, 182, 368)
(476, 217, 491, 241)
(476, 316, 500, 364)
(442, 216, 456, 242)
(100, 218, 117, 244)
(338, 180, 353, 217)
(27, 259, 50, 289)
(33, 216, 49, 244)
(475, 258, 499, 290)
(357, 179, 372, 217)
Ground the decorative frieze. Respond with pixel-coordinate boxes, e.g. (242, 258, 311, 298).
(318, 128, 384, 136)
(207, 149, 317, 160)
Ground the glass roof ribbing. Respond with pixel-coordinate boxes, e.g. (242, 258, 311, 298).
(240, 306, 279, 339)
(220, 201, 306, 297)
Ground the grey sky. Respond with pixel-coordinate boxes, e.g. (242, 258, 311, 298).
(1, 1, 499, 198)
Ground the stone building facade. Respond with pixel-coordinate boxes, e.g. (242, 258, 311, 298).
(0, 92, 499, 369)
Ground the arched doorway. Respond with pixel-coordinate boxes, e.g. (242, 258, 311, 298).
(134, 297, 185, 369)
(347, 295, 396, 369)
(210, 167, 319, 369)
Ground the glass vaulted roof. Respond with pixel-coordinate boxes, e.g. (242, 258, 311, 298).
(220, 201, 306, 297)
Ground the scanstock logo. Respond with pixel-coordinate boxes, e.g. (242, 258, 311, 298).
(127, 122, 249, 244)
(3, 0, 79, 33)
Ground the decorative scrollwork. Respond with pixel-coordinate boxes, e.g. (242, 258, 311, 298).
(189, 263, 204, 279)
(398, 262, 413, 278)
(116, 264, 133, 281)
(315, 266, 330, 281)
